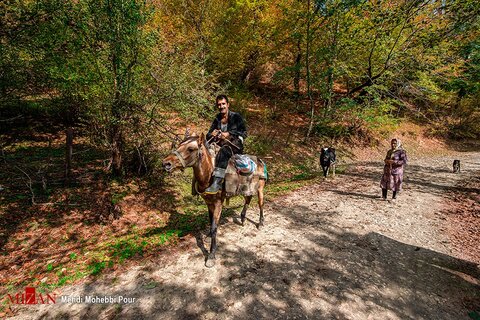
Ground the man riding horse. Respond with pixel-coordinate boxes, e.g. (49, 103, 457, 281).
(205, 95, 247, 194)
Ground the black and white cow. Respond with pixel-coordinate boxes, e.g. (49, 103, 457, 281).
(320, 147, 336, 178)
(453, 160, 460, 173)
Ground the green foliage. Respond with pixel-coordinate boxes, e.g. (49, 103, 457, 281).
(1, 0, 221, 176)
(271, 0, 480, 139)
(208, 0, 272, 82)
(1, 0, 479, 186)
(111, 191, 128, 205)
(246, 135, 274, 156)
(313, 95, 398, 139)
(407, 33, 480, 138)
(468, 310, 480, 320)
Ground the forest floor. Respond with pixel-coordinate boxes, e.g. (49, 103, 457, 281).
(6, 150, 480, 319)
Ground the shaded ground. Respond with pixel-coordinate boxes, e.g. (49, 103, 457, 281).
(444, 170, 480, 265)
(6, 152, 480, 319)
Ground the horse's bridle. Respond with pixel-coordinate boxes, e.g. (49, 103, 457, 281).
(172, 143, 203, 168)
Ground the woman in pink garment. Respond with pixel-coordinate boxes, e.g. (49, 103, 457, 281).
(380, 138, 408, 200)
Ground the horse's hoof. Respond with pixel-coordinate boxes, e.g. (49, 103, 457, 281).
(241, 218, 245, 226)
(258, 220, 264, 229)
(205, 257, 216, 268)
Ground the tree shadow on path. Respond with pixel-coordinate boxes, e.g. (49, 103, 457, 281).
(23, 203, 480, 320)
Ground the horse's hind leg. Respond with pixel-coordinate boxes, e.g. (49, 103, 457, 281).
(257, 180, 265, 228)
(241, 196, 252, 225)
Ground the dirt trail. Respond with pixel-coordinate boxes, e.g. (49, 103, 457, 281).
(10, 152, 480, 319)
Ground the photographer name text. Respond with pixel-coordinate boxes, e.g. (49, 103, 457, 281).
(60, 295, 136, 304)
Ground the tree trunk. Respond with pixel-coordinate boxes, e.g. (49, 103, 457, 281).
(294, 38, 302, 109)
(323, 19, 339, 119)
(110, 122, 123, 176)
(305, 0, 314, 139)
(63, 102, 77, 186)
(240, 50, 259, 83)
(111, 46, 124, 176)
(64, 127, 73, 185)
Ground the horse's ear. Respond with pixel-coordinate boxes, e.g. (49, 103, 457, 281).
(184, 127, 191, 139)
(171, 134, 181, 150)
(199, 132, 205, 144)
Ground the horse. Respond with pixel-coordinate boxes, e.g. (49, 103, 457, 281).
(162, 132, 266, 267)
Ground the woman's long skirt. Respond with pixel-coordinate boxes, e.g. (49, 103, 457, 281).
(380, 166, 404, 191)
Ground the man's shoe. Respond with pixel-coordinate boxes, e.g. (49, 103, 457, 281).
(204, 177, 223, 194)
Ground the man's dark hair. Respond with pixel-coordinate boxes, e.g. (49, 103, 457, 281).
(216, 94, 229, 104)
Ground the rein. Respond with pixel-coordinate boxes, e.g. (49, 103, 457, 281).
(207, 134, 241, 150)
(173, 145, 203, 168)
(171, 133, 239, 169)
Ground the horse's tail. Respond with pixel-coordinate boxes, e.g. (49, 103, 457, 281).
(258, 158, 268, 182)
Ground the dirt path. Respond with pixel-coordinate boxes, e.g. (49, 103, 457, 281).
(10, 153, 480, 319)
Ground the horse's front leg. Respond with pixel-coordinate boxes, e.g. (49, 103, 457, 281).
(206, 205, 214, 238)
(241, 196, 252, 225)
(206, 199, 222, 268)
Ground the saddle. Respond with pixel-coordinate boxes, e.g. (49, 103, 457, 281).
(224, 155, 267, 197)
(191, 141, 267, 196)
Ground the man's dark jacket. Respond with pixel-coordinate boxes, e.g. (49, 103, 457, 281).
(206, 111, 247, 142)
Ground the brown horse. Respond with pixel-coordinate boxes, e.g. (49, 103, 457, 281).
(162, 133, 266, 267)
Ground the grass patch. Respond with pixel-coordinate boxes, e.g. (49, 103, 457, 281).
(88, 261, 108, 276)
(110, 238, 147, 262)
(112, 191, 128, 205)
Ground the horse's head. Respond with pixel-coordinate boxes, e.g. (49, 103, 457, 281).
(162, 133, 205, 173)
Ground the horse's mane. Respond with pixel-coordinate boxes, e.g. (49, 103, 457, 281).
(179, 135, 208, 149)
(179, 136, 199, 145)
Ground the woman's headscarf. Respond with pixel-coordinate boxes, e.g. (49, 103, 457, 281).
(387, 138, 402, 159)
